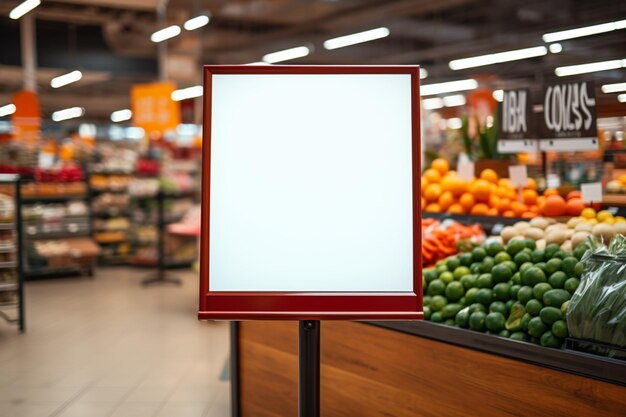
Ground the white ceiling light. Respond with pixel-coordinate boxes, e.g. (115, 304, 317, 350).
(555, 58, 626, 77)
(420, 79, 478, 96)
(601, 82, 626, 94)
(420, 68, 428, 79)
(50, 70, 82, 88)
(447, 117, 463, 129)
(52, 107, 84, 122)
(618, 94, 626, 103)
(151, 25, 181, 43)
(323, 27, 389, 50)
(542, 19, 626, 43)
(548, 43, 563, 53)
(184, 15, 210, 31)
(9, 0, 40, 20)
(493, 89, 504, 102)
(422, 98, 443, 110)
(171, 85, 203, 101)
(262, 46, 310, 64)
(443, 94, 466, 107)
(449, 46, 547, 70)
(111, 109, 132, 123)
(0, 104, 16, 117)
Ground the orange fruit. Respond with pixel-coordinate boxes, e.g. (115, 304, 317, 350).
(438, 191, 455, 211)
(566, 190, 582, 201)
(480, 168, 499, 184)
(506, 190, 518, 201)
(470, 179, 492, 202)
(425, 203, 441, 213)
(424, 183, 442, 202)
(521, 211, 535, 219)
(536, 195, 546, 210)
(423, 168, 442, 184)
(421, 177, 429, 193)
(470, 203, 489, 216)
(448, 203, 465, 214)
(525, 178, 537, 190)
(441, 175, 468, 197)
(459, 193, 475, 210)
(487, 207, 499, 216)
(431, 158, 449, 176)
(522, 189, 538, 205)
(543, 195, 566, 217)
(502, 210, 515, 217)
(498, 178, 513, 188)
(489, 194, 500, 208)
(529, 205, 540, 214)
(543, 188, 559, 197)
(565, 198, 585, 216)
(511, 201, 528, 217)
(421, 197, 426, 210)
(497, 198, 511, 214)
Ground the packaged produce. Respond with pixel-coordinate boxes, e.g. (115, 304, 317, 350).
(421, 218, 484, 266)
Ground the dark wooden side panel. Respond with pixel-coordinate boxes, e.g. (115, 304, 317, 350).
(239, 321, 626, 417)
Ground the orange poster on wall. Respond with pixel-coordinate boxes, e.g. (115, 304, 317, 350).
(131, 81, 180, 135)
(11, 90, 41, 145)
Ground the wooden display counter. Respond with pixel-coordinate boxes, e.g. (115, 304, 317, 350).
(231, 321, 626, 417)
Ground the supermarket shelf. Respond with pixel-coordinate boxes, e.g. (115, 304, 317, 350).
(22, 195, 88, 203)
(0, 261, 17, 269)
(24, 265, 92, 279)
(95, 238, 127, 244)
(90, 189, 129, 194)
(88, 170, 135, 175)
(370, 321, 626, 386)
(0, 246, 16, 253)
(0, 301, 17, 308)
(162, 191, 196, 199)
(92, 210, 132, 217)
(423, 212, 526, 235)
(0, 282, 17, 291)
(601, 195, 626, 206)
(0, 223, 15, 230)
(24, 231, 91, 239)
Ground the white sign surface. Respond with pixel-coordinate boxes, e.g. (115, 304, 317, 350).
(209, 74, 414, 292)
(509, 165, 528, 187)
(581, 182, 603, 203)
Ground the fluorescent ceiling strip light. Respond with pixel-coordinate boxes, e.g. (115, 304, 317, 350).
(493, 89, 504, 102)
(555, 58, 626, 77)
(422, 98, 443, 110)
(9, 0, 40, 20)
(52, 107, 84, 122)
(548, 43, 562, 53)
(262, 46, 310, 63)
(151, 25, 181, 43)
(111, 109, 132, 123)
(601, 82, 626, 94)
(50, 70, 82, 88)
(449, 46, 547, 70)
(447, 118, 463, 129)
(184, 15, 210, 31)
(618, 94, 626, 103)
(420, 79, 478, 96)
(542, 19, 626, 43)
(443, 94, 466, 107)
(171, 85, 203, 101)
(0, 104, 17, 117)
(420, 68, 428, 79)
(323, 27, 389, 50)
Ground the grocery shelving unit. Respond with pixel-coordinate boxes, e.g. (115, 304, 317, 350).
(0, 174, 24, 332)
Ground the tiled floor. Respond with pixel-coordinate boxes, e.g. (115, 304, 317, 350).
(0, 267, 230, 417)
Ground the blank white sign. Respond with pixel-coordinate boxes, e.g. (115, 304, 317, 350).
(209, 73, 414, 292)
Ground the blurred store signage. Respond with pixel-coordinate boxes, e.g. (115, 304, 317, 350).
(11, 90, 40, 147)
(497, 89, 538, 153)
(131, 82, 181, 135)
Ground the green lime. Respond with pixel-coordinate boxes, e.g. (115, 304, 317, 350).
(564, 278, 580, 295)
(447, 257, 460, 271)
(485, 241, 504, 257)
(501, 261, 518, 274)
(560, 300, 570, 315)
(534, 262, 547, 273)
(574, 262, 584, 278)
(464, 288, 479, 305)
(439, 272, 454, 285)
(423, 295, 432, 306)
(455, 307, 471, 328)
(479, 256, 494, 273)
(539, 306, 563, 325)
(524, 239, 536, 250)
(531, 249, 545, 263)
(453, 266, 471, 280)
(427, 279, 446, 296)
(506, 239, 526, 256)
(522, 267, 546, 286)
(530, 336, 541, 345)
(548, 271, 567, 289)
(526, 299, 543, 316)
(561, 257, 578, 276)
(430, 295, 448, 312)
(519, 262, 534, 275)
(493, 282, 511, 301)
(431, 312, 444, 323)
(441, 303, 464, 319)
(468, 303, 487, 314)
(444, 319, 456, 326)
(498, 329, 511, 338)
(509, 331, 528, 342)
(460, 274, 478, 289)
(552, 320, 568, 339)
(492, 264, 513, 283)
(544, 243, 560, 259)
(540, 330, 562, 348)
(423, 306, 431, 320)
(459, 297, 466, 306)
(527, 316, 548, 338)
(573, 242, 590, 260)
(485, 312, 506, 332)
(505, 299, 515, 314)
(543, 289, 571, 308)
(424, 268, 438, 284)
(514, 251, 531, 267)
(436, 264, 448, 274)
(517, 286, 534, 304)
(445, 281, 465, 302)
(545, 258, 562, 274)
(494, 251, 512, 264)
(472, 247, 487, 262)
(476, 288, 493, 307)
(533, 283, 553, 301)
(554, 250, 570, 260)
(520, 313, 532, 331)
(459, 252, 473, 266)
(477, 273, 493, 288)
(470, 262, 483, 274)
(505, 302, 526, 331)
(469, 311, 487, 331)
(509, 284, 521, 300)
(489, 301, 507, 315)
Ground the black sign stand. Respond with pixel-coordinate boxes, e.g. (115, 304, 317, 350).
(299, 320, 320, 417)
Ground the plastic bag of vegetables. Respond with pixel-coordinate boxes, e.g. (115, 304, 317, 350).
(566, 235, 626, 357)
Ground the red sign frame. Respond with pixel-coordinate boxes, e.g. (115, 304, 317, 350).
(198, 65, 422, 320)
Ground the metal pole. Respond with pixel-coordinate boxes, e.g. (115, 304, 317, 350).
(157, 0, 168, 81)
(20, 13, 37, 91)
(15, 178, 25, 332)
(299, 320, 320, 417)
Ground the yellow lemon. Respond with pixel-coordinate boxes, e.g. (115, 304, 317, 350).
(596, 210, 614, 223)
(580, 207, 596, 219)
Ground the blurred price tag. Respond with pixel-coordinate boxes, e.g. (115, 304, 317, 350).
(608, 206, 619, 215)
(509, 165, 528, 187)
(458, 161, 475, 182)
(492, 223, 504, 235)
(581, 182, 603, 203)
